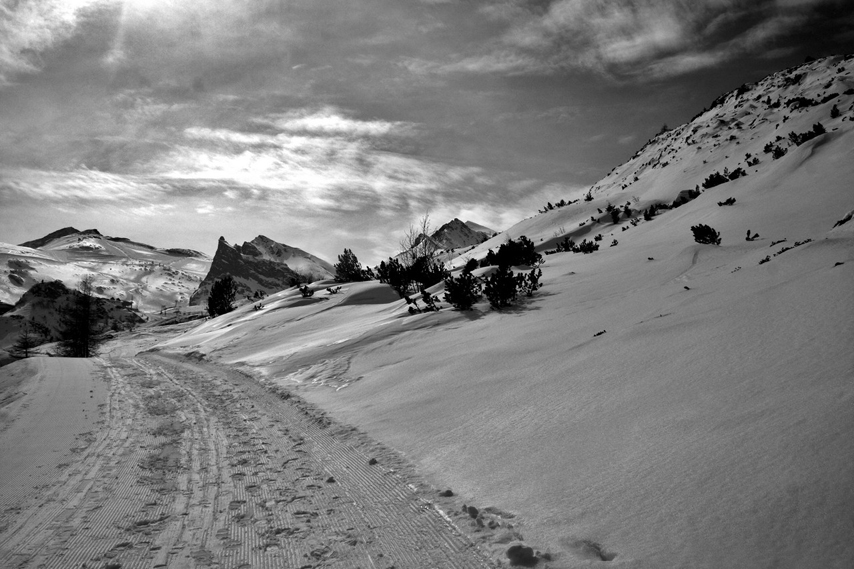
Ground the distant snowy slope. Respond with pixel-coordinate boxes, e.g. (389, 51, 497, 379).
(0, 229, 210, 311)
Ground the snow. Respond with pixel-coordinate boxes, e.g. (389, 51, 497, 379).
(4, 55, 854, 567)
(0, 357, 106, 511)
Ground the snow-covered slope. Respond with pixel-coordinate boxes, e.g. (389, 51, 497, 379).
(463, 220, 498, 237)
(153, 55, 854, 567)
(1, 229, 210, 313)
(248, 235, 335, 279)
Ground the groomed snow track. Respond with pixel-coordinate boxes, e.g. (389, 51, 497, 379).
(0, 352, 496, 568)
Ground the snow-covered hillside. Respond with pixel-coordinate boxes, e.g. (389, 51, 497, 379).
(141, 55, 854, 567)
(0, 229, 210, 312)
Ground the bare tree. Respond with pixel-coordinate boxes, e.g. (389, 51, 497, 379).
(398, 213, 437, 266)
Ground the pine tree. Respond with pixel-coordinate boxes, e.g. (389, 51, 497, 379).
(11, 320, 40, 358)
(483, 265, 518, 309)
(334, 248, 369, 283)
(58, 276, 105, 358)
(443, 268, 482, 310)
(207, 275, 238, 317)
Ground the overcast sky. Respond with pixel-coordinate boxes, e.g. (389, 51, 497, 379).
(1, 0, 852, 264)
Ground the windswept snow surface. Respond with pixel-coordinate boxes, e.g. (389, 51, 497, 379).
(158, 57, 854, 567)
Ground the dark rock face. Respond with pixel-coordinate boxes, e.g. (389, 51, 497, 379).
(189, 237, 303, 305)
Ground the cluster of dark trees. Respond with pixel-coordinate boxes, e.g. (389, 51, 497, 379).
(329, 228, 545, 312)
(538, 198, 578, 214)
(375, 256, 448, 297)
(443, 236, 543, 310)
(787, 122, 826, 146)
(691, 224, 722, 245)
(701, 166, 747, 190)
(477, 236, 542, 269)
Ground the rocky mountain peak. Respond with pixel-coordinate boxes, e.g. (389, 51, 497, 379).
(190, 235, 333, 305)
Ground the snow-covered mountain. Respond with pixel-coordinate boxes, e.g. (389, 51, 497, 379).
(151, 55, 854, 567)
(0, 228, 210, 313)
(243, 235, 335, 279)
(430, 218, 494, 251)
(188, 235, 334, 306)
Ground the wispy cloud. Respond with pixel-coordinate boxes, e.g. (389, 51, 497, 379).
(430, 0, 849, 80)
(257, 107, 415, 139)
(0, 167, 167, 204)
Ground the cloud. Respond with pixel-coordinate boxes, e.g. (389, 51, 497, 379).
(258, 107, 414, 139)
(128, 203, 175, 217)
(195, 203, 215, 215)
(0, 0, 95, 85)
(432, 0, 849, 80)
(433, 51, 554, 75)
(0, 167, 167, 204)
(1, 104, 524, 245)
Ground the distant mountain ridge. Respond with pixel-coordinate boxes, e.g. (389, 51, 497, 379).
(19, 227, 101, 249)
(1, 228, 211, 312)
(18, 227, 207, 258)
(189, 235, 334, 306)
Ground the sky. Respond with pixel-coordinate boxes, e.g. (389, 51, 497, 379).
(1, 0, 852, 265)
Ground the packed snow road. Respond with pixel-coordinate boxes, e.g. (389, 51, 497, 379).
(0, 348, 495, 569)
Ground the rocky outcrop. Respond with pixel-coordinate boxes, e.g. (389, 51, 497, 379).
(190, 236, 332, 305)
